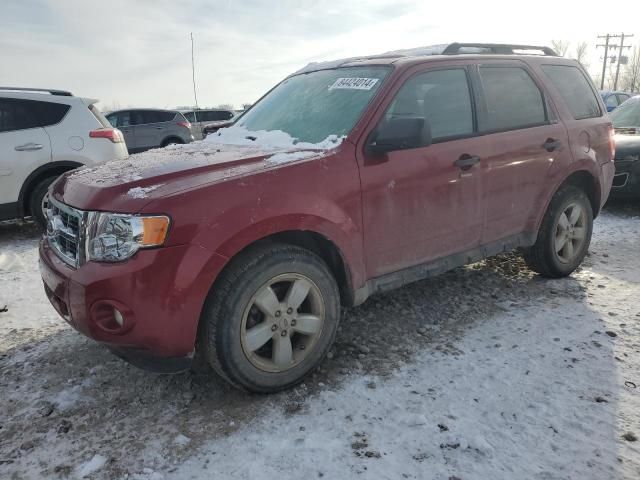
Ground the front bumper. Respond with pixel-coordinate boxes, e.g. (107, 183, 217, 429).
(610, 157, 640, 197)
(39, 239, 227, 370)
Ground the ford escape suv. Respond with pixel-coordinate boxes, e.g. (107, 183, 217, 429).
(39, 43, 615, 393)
(0, 87, 128, 227)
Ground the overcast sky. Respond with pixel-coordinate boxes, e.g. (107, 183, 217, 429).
(2, 0, 639, 110)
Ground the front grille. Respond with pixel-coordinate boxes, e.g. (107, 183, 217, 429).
(46, 198, 84, 267)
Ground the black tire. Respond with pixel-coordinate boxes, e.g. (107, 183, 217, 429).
(522, 184, 593, 278)
(161, 137, 184, 147)
(200, 243, 340, 393)
(29, 176, 57, 230)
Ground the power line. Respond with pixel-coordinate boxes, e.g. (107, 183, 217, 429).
(597, 33, 634, 90)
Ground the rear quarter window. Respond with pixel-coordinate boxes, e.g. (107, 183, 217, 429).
(541, 65, 602, 120)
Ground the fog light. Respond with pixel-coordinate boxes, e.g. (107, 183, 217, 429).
(113, 308, 124, 327)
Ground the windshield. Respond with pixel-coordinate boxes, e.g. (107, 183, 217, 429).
(235, 66, 390, 144)
(611, 97, 640, 128)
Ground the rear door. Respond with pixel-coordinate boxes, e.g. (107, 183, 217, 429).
(358, 64, 489, 278)
(473, 62, 570, 243)
(133, 110, 166, 149)
(0, 98, 52, 206)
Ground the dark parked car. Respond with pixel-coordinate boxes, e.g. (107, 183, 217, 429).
(610, 95, 640, 196)
(600, 90, 634, 112)
(40, 43, 614, 393)
(106, 109, 193, 152)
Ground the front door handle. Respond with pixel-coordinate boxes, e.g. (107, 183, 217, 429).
(543, 138, 562, 152)
(15, 143, 43, 152)
(454, 154, 480, 171)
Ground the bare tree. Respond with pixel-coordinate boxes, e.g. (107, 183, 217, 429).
(572, 42, 589, 69)
(217, 103, 234, 110)
(622, 46, 640, 92)
(241, 103, 253, 110)
(551, 39, 570, 57)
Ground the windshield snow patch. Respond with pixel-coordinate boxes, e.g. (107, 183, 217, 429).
(207, 125, 345, 150)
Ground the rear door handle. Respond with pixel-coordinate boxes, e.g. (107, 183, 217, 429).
(543, 138, 562, 152)
(15, 143, 43, 151)
(454, 154, 480, 171)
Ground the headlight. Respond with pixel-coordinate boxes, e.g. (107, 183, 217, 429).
(86, 213, 170, 262)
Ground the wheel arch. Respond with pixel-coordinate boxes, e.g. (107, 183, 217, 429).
(18, 161, 83, 216)
(161, 136, 184, 147)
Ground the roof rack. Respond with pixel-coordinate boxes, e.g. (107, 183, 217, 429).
(0, 87, 73, 96)
(442, 43, 557, 56)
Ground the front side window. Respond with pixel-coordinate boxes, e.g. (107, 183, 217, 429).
(382, 68, 474, 141)
(479, 66, 547, 131)
(236, 66, 389, 143)
(541, 65, 602, 120)
(617, 94, 630, 105)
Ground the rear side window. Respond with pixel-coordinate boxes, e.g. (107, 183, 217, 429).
(479, 66, 547, 131)
(541, 65, 602, 120)
(385, 68, 474, 141)
(0, 98, 70, 132)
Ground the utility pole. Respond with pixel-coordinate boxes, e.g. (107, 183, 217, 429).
(614, 33, 633, 91)
(597, 33, 634, 90)
(190, 32, 199, 114)
(597, 34, 610, 90)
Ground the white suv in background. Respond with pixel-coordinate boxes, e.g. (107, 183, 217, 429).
(0, 87, 128, 227)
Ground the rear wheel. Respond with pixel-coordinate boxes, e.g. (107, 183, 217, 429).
(523, 185, 593, 278)
(29, 176, 57, 230)
(201, 243, 340, 393)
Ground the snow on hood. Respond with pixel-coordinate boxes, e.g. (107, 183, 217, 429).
(66, 126, 345, 188)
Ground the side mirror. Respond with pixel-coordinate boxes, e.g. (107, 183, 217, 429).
(367, 117, 431, 156)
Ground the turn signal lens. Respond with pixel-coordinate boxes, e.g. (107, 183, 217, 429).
(141, 216, 170, 246)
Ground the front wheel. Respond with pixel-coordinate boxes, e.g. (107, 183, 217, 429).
(30, 176, 57, 230)
(522, 185, 593, 278)
(201, 243, 340, 393)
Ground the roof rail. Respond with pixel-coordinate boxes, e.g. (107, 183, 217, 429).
(0, 87, 73, 96)
(442, 43, 558, 56)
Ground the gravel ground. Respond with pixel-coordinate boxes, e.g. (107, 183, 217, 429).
(1, 201, 639, 479)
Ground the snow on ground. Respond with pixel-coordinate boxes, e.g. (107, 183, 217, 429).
(1, 202, 639, 479)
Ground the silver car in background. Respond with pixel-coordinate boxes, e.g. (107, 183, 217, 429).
(106, 109, 193, 152)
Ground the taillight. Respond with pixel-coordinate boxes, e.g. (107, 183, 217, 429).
(608, 125, 616, 159)
(177, 121, 191, 128)
(89, 128, 124, 143)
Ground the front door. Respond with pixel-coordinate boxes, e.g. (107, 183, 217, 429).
(358, 66, 488, 278)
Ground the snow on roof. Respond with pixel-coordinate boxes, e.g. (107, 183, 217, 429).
(293, 44, 492, 75)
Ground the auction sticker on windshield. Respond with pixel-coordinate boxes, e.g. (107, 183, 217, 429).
(329, 77, 379, 90)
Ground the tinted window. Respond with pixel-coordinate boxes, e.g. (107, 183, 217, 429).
(541, 65, 602, 120)
(112, 111, 132, 127)
(479, 66, 547, 131)
(384, 69, 474, 141)
(0, 98, 70, 133)
(183, 111, 196, 122)
(605, 95, 619, 109)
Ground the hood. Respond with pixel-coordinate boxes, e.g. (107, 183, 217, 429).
(614, 132, 640, 160)
(53, 133, 341, 212)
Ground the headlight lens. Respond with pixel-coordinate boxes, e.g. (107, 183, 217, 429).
(87, 213, 170, 262)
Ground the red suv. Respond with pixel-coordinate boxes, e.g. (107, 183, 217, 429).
(39, 43, 615, 392)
